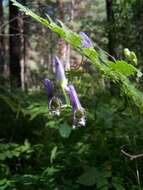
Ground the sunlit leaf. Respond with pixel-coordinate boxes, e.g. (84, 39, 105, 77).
(59, 122, 72, 138)
(109, 61, 139, 77)
(50, 146, 58, 164)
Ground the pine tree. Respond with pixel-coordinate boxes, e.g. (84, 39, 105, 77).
(106, 0, 116, 57)
(9, 0, 21, 88)
(0, 1, 5, 75)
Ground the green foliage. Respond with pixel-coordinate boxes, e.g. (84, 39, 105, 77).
(77, 167, 111, 187)
(1, 1, 143, 190)
(1, 80, 143, 189)
(0, 140, 31, 161)
(10, 0, 143, 112)
(108, 60, 141, 77)
(50, 146, 58, 164)
(77, 166, 125, 189)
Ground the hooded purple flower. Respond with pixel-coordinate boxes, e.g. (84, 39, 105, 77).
(68, 85, 85, 128)
(54, 56, 68, 86)
(44, 79, 53, 106)
(44, 78, 62, 116)
(79, 32, 93, 48)
(68, 85, 81, 111)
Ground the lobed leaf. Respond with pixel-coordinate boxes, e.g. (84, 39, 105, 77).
(10, 0, 143, 112)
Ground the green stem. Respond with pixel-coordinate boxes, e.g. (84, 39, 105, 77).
(61, 85, 70, 105)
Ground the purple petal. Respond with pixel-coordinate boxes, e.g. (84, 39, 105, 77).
(68, 85, 81, 111)
(68, 85, 86, 128)
(44, 79, 53, 105)
(79, 32, 92, 48)
(54, 56, 67, 84)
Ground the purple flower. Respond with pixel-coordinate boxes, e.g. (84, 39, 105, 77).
(79, 32, 92, 48)
(44, 78, 62, 116)
(44, 79, 53, 106)
(54, 56, 67, 86)
(48, 97, 62, 116)
(68, 85, 81, 111)
(68, 85, 85, 128)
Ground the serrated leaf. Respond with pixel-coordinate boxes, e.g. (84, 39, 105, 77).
(59, 122, 72, 138)
(58, 21, 81, 46)
(10, 0, 143, 112)
(50, 22, 66, 37)
(109, 61, 139, 77)
(83, 48, 98, 60)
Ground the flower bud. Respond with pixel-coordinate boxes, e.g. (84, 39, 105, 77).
(54, 56, 68, 87)
(44, 78, 62, 116)
(68, 85, 86, 128)
(79, 32, 93, 48)
(44, 79, 53, 106)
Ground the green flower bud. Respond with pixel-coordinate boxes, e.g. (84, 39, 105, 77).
(130, 52, 137, 66)
(124, 48, 137, 66)
(124, 48, 130, 59)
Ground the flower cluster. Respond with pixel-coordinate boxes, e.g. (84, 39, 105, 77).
(44, 56, 85, 128)
(44, 32, 92, 128)
(44, 79, 62, 116)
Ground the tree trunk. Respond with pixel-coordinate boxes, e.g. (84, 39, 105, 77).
(0, 1, 5, 75)
(20, 0, 29, 91)
(106, 0, 116, 58)
(9, 1, 21, 88)
(106, 0, 118, 94)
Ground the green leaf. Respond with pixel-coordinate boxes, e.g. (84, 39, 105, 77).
(96, 179, 108, 190)
(59, 122, 72, 138)
(0, 153, 6, 161)
(0, 141, 31, 161)
(77, 167, 111, 187)
(112, 183, 125, 190)
(112, 177, 125, 190)
(109, 61, 139, 77)
(58, 21, 82, 47)
(46, 120, 58, 128)
(49, 22, 66, 37)
(50, 146, 58, 164)
(42, 167, 59, 177)
(0, 95, 19, 112)
(83, 48, 98, 60)
(0, 179, 7, 186)
(77, 167, 97, 186)
(10, 0, 143, 112)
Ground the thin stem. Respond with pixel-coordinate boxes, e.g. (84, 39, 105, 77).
(135, 160, 141, 190)
(61, 85, 70, 105)
(121, 149, 143, 160)
(133, 137, 142, 190)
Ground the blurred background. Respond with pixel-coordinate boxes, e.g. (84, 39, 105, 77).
(0, 0, 143, 189)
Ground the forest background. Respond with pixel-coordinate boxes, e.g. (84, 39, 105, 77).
(0, 0, 143, 189)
